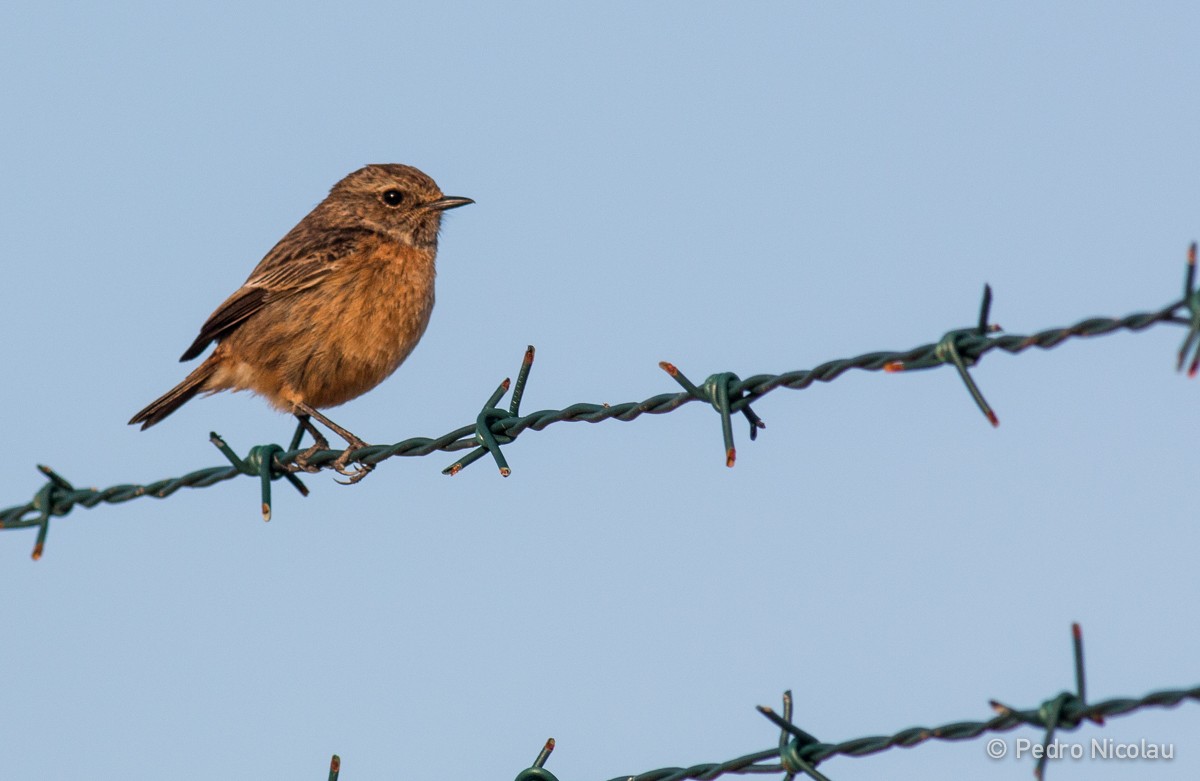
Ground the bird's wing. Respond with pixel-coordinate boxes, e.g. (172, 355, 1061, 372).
(178, 227, 371, 361)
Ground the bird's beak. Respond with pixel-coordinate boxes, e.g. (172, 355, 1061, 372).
(427, 196, 474, 211)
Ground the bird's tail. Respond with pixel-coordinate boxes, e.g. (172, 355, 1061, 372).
(129, 358, 217, 430)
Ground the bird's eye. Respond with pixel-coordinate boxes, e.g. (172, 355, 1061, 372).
(381, 189, 405, 206)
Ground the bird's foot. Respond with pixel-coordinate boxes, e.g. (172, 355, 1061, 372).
(332, 438, 375, 485)
(292, 405, 375, 483)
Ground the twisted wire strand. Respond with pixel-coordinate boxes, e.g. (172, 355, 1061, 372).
(0, 300, 1189, 531)
(612, 684, 1199, 781)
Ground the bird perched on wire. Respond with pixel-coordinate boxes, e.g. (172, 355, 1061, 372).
(129, 164, 473, 483)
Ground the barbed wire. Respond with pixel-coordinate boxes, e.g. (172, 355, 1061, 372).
(5, 246, 1200, 559)
(317, 625, 1196, 781)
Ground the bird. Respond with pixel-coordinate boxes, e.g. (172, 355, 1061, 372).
(129, 164, 473, 483)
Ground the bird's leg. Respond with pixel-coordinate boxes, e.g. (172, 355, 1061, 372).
(294, 402, 375, 484)
(288, 413, 331, 473)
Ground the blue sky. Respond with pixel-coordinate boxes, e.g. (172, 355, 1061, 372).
(1, 3, 1197, 779)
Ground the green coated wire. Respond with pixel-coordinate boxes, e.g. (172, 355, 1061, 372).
(322, 679, 1198, 780)
(4, 259, 1200, 557)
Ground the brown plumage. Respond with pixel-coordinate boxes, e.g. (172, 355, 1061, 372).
(129, 164, 472, 482)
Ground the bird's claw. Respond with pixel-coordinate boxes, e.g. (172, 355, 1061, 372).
(332, 442, 374, 485)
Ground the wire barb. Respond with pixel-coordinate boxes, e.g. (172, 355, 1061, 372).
(987, 622, 1106, 780)
(660, 362, 765, 467)
(1176, 242, 1200, 375)
(513, 737, 560, 781)
(758, 690, 832, 781)
(328, 754, 340, 781)
(210, 432, 308, 521)
(932, 283, 1002, 426)
(27, 464, 77, 559)
(1071, 621, 1103, 726)
(444, 345, 536, 477)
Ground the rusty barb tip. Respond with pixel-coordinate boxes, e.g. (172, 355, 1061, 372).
(659, 361, 678, 376)
(532, 737, 556, 769)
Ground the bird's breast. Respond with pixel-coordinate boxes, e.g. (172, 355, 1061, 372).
(210, 241, 438, 411)
(297, 244, 437, 407)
